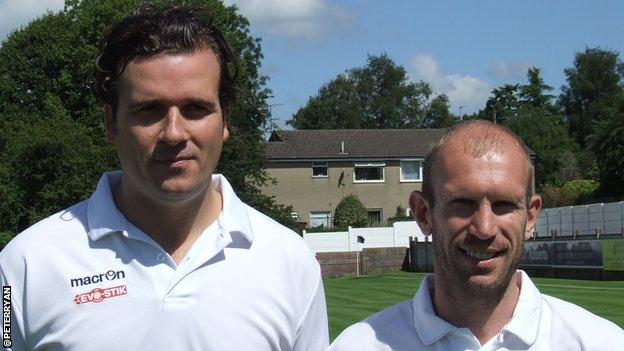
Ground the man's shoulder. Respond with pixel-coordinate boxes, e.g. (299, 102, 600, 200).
(541, 293, 624, 344)
(1, 200, 88, 260)
(331, 299, 416, 351)
(244, 204, 310, 250)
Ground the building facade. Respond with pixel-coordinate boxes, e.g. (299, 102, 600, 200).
(261, 129, 447, 227)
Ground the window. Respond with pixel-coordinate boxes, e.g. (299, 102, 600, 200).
(312, 162, 328, 177)
(290, 211, 299, 221)
(400, 160, 423, 182)
(354, 162, 385, 183)
(309, 211, 331, 228)
(367, 209, 383, 227)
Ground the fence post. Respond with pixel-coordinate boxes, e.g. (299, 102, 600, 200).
(348, 226, 352, 252)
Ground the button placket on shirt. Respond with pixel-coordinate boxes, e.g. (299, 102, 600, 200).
(161, 227, 231, 308)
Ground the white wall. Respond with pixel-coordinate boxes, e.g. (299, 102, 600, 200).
(534, 201, 624, 237)
(303, 221, 425, 253)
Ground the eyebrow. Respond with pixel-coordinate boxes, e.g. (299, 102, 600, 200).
(125, 98, 217, 113)
(443, 191, 525, 205)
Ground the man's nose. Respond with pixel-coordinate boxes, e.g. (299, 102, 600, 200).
(160, 108, 188, 145)
(469, 204, 497, 239)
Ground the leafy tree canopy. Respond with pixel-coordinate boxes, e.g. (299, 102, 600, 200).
(287, 54, 457, 129)
(559, 47, 624, 147)
(476, 67, 573, 187)
(0, 0, 293, 237)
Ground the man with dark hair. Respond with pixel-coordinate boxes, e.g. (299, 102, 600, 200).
(331, 120, 624, 350)
(1, 5, 328, 350)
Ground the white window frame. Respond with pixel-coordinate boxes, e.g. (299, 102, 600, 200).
(399, 159, 423, 182)
(311, 162, 328, 178)
(353, 162, 386, 183)
(309, 211, 332, 228)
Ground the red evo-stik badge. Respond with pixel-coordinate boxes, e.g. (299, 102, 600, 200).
(74, 285, 128, 305)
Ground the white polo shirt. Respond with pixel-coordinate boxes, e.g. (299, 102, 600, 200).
(331, 271, 624, 350)
(1, 172, 328, 351)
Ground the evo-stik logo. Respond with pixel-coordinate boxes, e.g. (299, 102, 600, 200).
(70, 270, 125, 288)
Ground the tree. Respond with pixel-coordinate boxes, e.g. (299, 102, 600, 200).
(333, 194, 368, 229)
(477, 67, 574, 187)
(478, 84, 520, 123)
(559, 48, 624, 147)
(519, 67, 556, 110)
(421, 94, 458, 128)
(589, 92, 624, 198)
(0, 0, 292, 237)
(288, 54, 452, 129)
(503, 105, 574, 186)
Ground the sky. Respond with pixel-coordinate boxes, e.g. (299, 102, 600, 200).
(1, 0, 623, 130)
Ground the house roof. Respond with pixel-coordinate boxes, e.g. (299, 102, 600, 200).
(266, 129, 448, 160)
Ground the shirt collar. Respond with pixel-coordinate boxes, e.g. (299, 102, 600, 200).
(86, 172, 254, 243)
(87, 171, 126, 241)
(212, 174, 254, 243)
(412, 275, 458, 345)
(413, 271, 542, 347)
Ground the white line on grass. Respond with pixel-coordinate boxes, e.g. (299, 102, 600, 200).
(538, 284, 624, 292)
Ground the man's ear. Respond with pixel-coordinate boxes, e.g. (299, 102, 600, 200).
(409, 190, 433, 236)
(222, 123, 229, 142)
(104, 105, 116, 143)
(525, 194, 542, 240)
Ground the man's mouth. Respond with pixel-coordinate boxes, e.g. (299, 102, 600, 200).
(460, 247, 506, 261)
(465, 250, 496, 260)
(154, 156, 194, 164)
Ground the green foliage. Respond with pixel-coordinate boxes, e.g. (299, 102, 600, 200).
(478, 84, 520, 123)
(387, 205, 411, 224)
(559, 47, 624, 147)
(0, 0, 293, 238)
(333, 194, 368, 229)
(503, 105, 574, 186)
(562, 179, 600, 202)
(288, 54, 455, 129)
(479, 67, 573, 187)
(519, 67, 556, 110)
(540, 184, 577, 208)
(589, 93, 624, 197)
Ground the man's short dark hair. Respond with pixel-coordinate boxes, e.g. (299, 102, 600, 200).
(93, 4, 237, 118)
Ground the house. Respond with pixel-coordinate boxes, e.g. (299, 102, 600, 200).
(261, 129, 447, 227)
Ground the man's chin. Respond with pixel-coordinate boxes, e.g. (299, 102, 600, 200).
(460, 270, 518, 300)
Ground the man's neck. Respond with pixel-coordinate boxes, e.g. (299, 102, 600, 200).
(112, 177, 223, 264)
(432, 272, 522, 345)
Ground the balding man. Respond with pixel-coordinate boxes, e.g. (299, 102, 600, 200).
(331, 120, 624, 350)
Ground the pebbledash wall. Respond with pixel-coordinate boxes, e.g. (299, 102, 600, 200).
(308, 201, 624, 278)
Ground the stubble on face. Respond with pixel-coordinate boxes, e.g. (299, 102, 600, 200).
(432, 214, 525, 306)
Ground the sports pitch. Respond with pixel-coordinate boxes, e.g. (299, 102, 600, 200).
(324, 271, 624, 341)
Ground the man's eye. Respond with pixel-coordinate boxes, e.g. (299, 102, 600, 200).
(134, 105, 163, 114)
(451, 199, 474, 207)
(493, 201, 519, 213)
(183, 105, 212, 117)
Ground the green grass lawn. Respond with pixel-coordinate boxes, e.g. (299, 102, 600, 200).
(324, 271, 624, 341)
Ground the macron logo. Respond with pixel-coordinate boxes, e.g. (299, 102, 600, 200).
(70, 270, 125, 288)
(74, 285, 127, 305)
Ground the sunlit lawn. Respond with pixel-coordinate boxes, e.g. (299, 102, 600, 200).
(324, 271, 624, 341)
